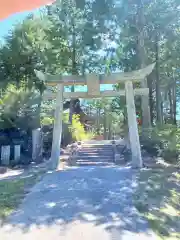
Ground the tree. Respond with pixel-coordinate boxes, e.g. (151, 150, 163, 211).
(106, 0, 180, 127)
(45, 0, 126, 123)
(0, 13, 71, 130)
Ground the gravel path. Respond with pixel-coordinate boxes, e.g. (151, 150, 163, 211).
(0, 166, 156, 240)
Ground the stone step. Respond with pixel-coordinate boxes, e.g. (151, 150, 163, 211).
(76, 161, 114, 166)
(78, 151, 113, 155)
(78, 155, 113, 159)
(80, 146, 113, 149)
(77, 158, 114, 162)
(79, 148, 113, 152)
(77, 155, 113, 159)
(80, 148, 113, 151)
(82, 144, 112, 147)
(78, 151, 114, 155)
(78, 151, 113, 154)
(77, 158, 113, 162)
(74, 143, 115, 166)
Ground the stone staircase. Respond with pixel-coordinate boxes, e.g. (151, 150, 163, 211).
(67, 139, 159, 168)
(76, 142, 115, 166)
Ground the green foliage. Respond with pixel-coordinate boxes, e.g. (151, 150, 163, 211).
(176, 127, 180, 149)
(69, 114, 94, 141)
(134, 167, 180, 240)
(41, 116, 54, 126)
(0, 83, 41, 130)
(141, 124, 179, 163)
(0, 179, 27, 219)
(63, 112, 69, 124)
(0, 171, 45, 220)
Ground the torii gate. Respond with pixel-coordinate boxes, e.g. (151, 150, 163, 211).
(35, 63, 155, 169)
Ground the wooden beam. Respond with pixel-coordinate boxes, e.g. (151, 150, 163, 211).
(43, 88, 149, 100)
(86, 73, 100, 96)
(50, 84, 64, 170)
(100, 63, 155, 84)
(35, 63, 155, 86)
(125, 81, 142, 168)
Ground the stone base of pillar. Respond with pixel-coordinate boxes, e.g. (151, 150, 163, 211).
(1, 146, 10, 166)
(32, 128, 43, 162)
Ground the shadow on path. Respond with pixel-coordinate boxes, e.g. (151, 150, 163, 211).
(1, 166, 155, 239)
(134, 167, 180, 239)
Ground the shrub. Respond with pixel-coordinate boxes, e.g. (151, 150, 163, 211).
(140, 124, 179, 164)
(69, 114, 94, 142)
(41, 117, 53, 126)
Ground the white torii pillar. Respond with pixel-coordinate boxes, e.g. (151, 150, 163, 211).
(50, 84, 64, 170)
(125, 81, 142, 168)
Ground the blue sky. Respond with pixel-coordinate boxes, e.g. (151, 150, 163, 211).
(0, 11, 35, 40)
(0, 8, 43, 42)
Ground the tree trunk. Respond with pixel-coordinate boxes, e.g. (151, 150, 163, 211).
(155, 33, 163, 124)
(103, 108, 107, 140)
(137, 0, 151, 131)
(172, 79, 177, 125)
(169, 89, 173, 122)
(147, 75, 154, 125)
(69, 17, 76, 123)
(69, 87, 75, 124)
(108, 114, 112, 140)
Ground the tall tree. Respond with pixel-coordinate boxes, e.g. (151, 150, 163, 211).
(107, 0, 180, 126)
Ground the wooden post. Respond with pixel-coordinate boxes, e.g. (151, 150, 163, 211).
(103, 108, 107, 140)
(51, 84, 64, 170)
(1, 146, 10, 166)
(32, 128, 42, 162)
(125, 81, 142, 168)
(141, 78, 151, 134)
(14, 145, 21, 162)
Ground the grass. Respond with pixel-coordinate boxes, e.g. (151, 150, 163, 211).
(0, 171, 45, 221)
(134, 166, 180, 240)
